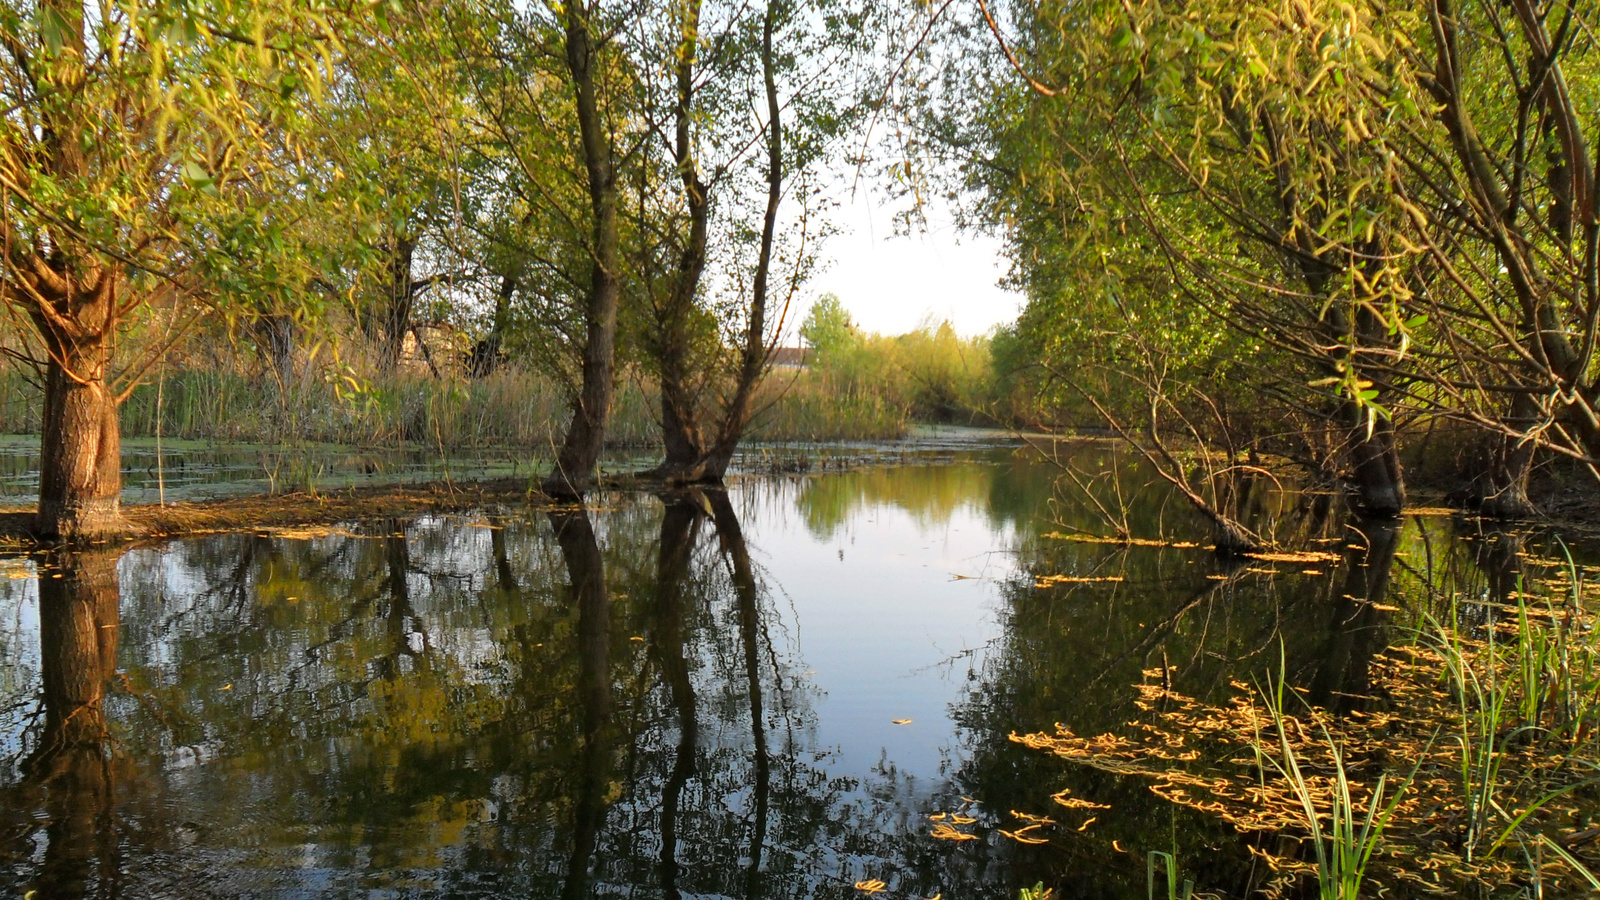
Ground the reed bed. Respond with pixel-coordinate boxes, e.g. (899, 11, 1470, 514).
(0, 365, 908, 449)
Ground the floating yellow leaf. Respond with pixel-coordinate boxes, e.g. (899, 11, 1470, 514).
(1051, 789, 1111, 810)
(928, 812, 947, 821)
(1000, 824, 1050, 845)
(1035, 574, 1125, 587)
(855, 880, 887, 894)
(1009, 810, 1057, 825)
(629, 636, 645, 642)
(930, 824, 978, 841)
(949, 814, 977, 824)
(893, 718, 913, 725)
(1245, 550, 1340, 563)
(1077, 816, 1098, 831)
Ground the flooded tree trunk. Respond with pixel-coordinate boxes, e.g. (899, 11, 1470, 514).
(544, 1, 621, 501)
(27, 549, 121, 778)
(38, 335, 124, 540)
(649, 0, 713, 484)
(490, 518, 517, 591)
(549, 509, 611, 898)
(1346, 403, 1405, 518)
(1479, 392, 1538, 519)
(700, 7, 785, 486)
(647, 1, 783, 485)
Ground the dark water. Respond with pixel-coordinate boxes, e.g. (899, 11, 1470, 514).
(0, 452, 1588, 898)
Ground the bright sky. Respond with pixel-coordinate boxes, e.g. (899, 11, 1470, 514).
(804, 190, 1024, 339)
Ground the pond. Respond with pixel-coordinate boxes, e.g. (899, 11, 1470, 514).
(0, 448, 1592, 898)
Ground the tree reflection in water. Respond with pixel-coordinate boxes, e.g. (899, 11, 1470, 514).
(16, 549, 124, 900)
(0, 460, 1587, 898)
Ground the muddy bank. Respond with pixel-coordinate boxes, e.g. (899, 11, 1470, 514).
(0, 478, 553, 548)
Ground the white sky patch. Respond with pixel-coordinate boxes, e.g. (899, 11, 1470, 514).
(807, 189, 1023, 339)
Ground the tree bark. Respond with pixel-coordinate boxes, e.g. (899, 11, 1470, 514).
(1479, 392, 1538, 519)
(468, 274, 517, 378)
(648, 0, 713, 483)
(378, 237, 417, 375)
(1346, 405, 1406, 518)
(544, 0, 621, 501)
(701, 2, 785, 483)
(38, 335, 124, 540)
(648, 0, 785, 485)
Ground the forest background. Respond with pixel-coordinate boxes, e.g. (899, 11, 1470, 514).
(2, 0, 1598, 537)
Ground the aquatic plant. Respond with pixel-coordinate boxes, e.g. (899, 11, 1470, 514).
(1012, 618, 1600, 897)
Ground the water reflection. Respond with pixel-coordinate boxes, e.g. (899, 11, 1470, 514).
(0, 459, 1594, 898)
(21, 549, 123, 900)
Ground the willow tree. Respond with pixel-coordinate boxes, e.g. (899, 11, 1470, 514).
(957, 0, 1437, 516)
(1385, 0, 1600, 510)
(444, 0, 643, 499)
(0, 1, 364, 537)
(635, 0, 869, 484)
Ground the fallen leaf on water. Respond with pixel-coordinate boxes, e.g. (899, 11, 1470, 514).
(629, 636, 645, 642)
(930, 824, 978, 841)
(1301, 569, 1325, 576)
(1009, 810, 1056, 825)
(1051, 789, 1111, 810)
(1246, 550, 1340, 563)
(1077, 816, 1098, 831)
(892, 718, 913, 725)
(928, 812, 947, 821)
(949, 814, 977, 824)
(855, 880, 887, 894)
(1000, 824, 1050, 845)
(1035, 574, 1125, 587)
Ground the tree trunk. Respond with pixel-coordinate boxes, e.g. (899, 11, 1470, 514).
(701, 2, 785, 484)
(38, 338, 124, 540)
(468, 274, 517, 379)
(544, 0, 621, 501)
(647, 0, 712, 484)
(658, 2, 785, 485)
(1346, 404, 1405, 518)
(378, 237, 416, 375)
(1479, 391, 1538, 519)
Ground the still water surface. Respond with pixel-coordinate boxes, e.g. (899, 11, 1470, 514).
(0, 452, 1584, 898)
